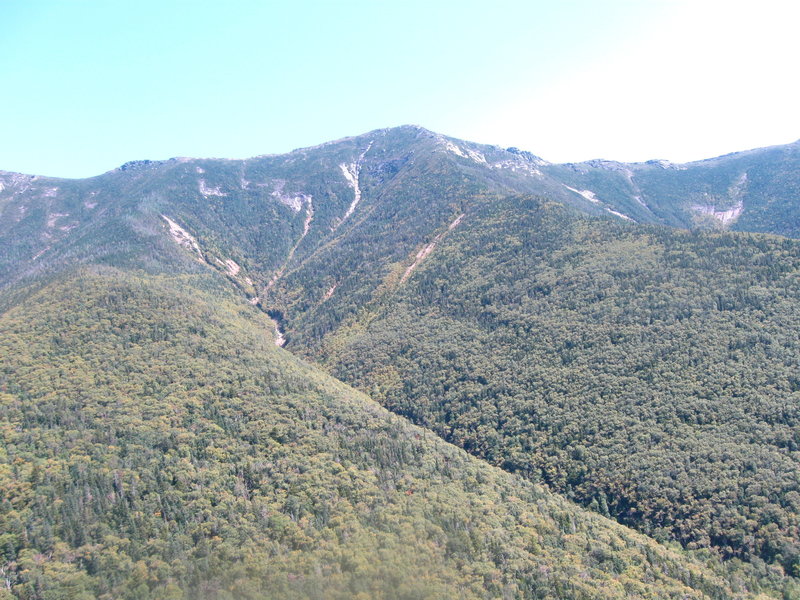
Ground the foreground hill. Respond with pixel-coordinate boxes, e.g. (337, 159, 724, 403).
(0, 268, 764, 599)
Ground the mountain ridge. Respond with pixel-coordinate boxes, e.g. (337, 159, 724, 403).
(3, 125, 798, 245)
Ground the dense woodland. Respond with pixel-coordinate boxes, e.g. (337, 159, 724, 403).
(1, 269, 771, 599)
(283, 196, 800, 579)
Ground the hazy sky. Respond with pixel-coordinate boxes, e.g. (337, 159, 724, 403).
(2, 0, 798, 177)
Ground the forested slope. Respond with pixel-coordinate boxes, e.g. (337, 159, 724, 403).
(1, 267, 769, 599)
(287, 195, 800, 578)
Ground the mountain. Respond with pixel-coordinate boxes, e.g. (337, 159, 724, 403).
(3, 126, 799, 303)
(1, 126, 799, 598)
(3, 127, 799, 291)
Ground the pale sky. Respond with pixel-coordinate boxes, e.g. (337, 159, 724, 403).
(1, 0, 798, 177)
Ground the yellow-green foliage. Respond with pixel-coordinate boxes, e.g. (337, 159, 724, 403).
(0, 268, 759, 599)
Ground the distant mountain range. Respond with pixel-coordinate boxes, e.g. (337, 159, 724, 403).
(1, 126, 799, 598)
